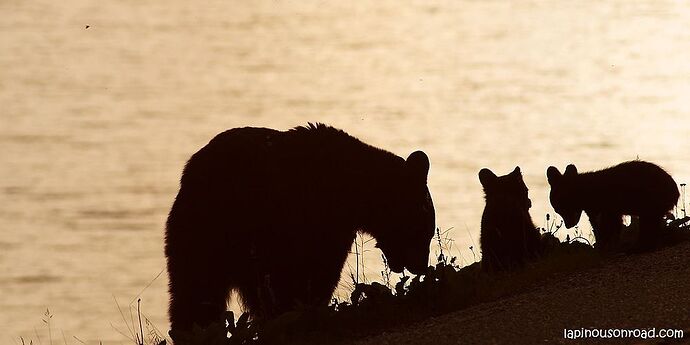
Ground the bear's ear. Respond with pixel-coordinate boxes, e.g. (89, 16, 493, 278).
(511, 166, 522, 176)
(406, 150, 430, 182)
(564, 164, 578, 176)
(478, 168, 498, 188)
(546, 166, 562, 185)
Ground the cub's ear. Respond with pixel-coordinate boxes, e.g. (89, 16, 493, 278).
(478, 168, 498, 188)
(564, 164, 578, 176)
(406, 150, 430, 182)
(511, 166, 522, 176)
(546, 166, 562, 185)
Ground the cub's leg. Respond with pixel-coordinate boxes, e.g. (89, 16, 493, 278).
(521, 218, 541, 260)
(586, 210, 622, 251)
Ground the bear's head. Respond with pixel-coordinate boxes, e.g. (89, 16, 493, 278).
(478, 166, 532, 210)
(546, 164, 582, 228)
(369, 151, 435, 275)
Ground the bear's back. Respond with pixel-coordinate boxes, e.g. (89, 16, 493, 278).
(178, 124, 402, 229)
(578, 161, 679, 213)
(592, 161, 673, 183)
(185, 127, 279, 180)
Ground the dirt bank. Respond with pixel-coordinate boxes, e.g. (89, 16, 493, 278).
(353, 242, 690, 345)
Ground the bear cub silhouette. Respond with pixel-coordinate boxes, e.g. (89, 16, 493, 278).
(547, 161, 679, 251)
(165, 123, 435, 332)
(479, 167, 541, 272)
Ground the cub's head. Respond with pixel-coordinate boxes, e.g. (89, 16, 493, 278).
(478, 166, 531, 210)
(370, 151, 435, 275)
(546, 164, 582, 228)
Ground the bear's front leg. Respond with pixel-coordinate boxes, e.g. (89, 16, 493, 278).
(586, 210, 622, 252)
(167, 247, 232, 332)
(636, 214, 665, 252)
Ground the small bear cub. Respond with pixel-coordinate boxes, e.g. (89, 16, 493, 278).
(547, 161, 679, 251)
(479, 167, 541, 272)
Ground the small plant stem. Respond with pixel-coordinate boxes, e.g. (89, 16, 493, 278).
(436, 228, 445, 263)
(360, 234, 366, 283)
(354, 235, 359, 285)
(137, 299, 144, 345)
(681, 184, 687, 218)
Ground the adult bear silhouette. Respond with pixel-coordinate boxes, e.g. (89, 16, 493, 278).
(547, 161, 679, 251)
(165, 123, 435, 331)
(479, 167, 541, 272)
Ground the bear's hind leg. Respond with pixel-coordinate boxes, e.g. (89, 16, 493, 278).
(237, 273, 279, 319)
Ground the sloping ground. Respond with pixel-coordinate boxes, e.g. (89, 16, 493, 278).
(353, 242, 690, 345)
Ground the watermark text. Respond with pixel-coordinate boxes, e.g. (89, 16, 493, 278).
(564, 328, 684, 340)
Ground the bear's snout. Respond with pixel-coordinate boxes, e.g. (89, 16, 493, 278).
(562, 213, 581, 228)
